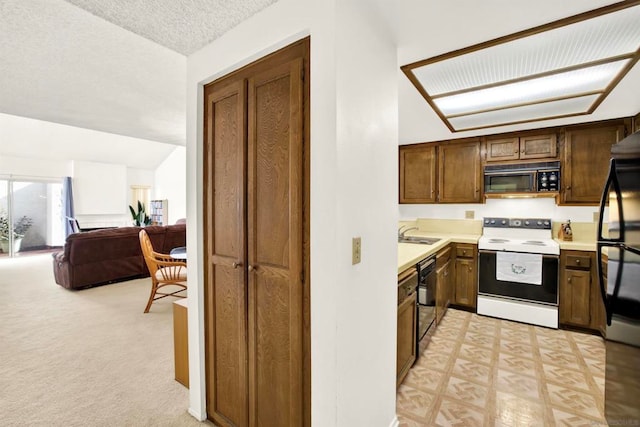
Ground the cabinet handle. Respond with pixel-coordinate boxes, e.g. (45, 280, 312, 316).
(566, 186, 571, 190)
(232, 261, 242, 269)
(468, 266, 472, 272)
(462, 250, 466, 255)
(575, 259, 581, 265)
(568, 277, 572, 284)
(248, 265, 258, 272)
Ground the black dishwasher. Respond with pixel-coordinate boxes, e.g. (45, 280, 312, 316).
(417, 255, 436, 355)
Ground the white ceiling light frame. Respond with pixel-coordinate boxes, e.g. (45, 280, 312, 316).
(401, 1, 640, 132)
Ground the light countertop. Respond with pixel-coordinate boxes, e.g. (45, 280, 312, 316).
(397, 231, 480, 273)
(555, 239, 597, 252)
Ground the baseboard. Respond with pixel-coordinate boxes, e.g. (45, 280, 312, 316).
(188, 407, 207, 422)
(389, 415, 399, 427)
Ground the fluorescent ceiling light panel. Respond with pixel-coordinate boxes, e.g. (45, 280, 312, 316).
(402, 2, 640, 132)
(434, 60, 630, 116)
(448, 95, 600, 131)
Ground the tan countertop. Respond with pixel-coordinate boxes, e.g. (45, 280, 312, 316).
(397, 231, 481, 273)
(555, 239, 597, 252)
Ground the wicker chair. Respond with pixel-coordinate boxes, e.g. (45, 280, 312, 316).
(139, 229, 187, 313)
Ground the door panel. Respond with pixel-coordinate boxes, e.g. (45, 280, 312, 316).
(486, 137, 519, 161)
(247, 58, 304, 427)
(253, 72, 292, 268)
(204, 80, 249, 427)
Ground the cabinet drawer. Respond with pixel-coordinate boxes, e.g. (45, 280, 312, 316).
(566, 254, 591, 269)
(456, 244, 474, 258)
(398, 270, 418, 303)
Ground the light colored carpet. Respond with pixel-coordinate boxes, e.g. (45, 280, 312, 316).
(0, 255, 208, 426)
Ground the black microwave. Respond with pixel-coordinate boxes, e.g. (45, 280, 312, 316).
(484, 161, 560, 194)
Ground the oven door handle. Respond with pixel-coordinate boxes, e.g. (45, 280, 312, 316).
(478, 249, 558, 259)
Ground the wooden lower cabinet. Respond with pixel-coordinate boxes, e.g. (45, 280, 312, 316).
(173, 299, 189, 388)
(203, 39, 310, 427)
(559, 250, 605, 333)
(436, 245, 452, 324)
(397, 292, 417, 386)
(453, 244, 477, 309)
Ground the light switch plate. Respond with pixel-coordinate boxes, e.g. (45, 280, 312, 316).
(352, 237, 361, 265)
(465, 210, 475, 219)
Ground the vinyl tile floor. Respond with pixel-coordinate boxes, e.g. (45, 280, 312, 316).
(397, 309, 606, 426)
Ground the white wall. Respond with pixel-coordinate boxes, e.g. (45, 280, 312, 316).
(186, 0, 398, 425)
(72, 160, 127, 216)
(334, 0, 399, 425)
(154, 146, 186, 224)
(0, 154, 71, 178)
(0, 113, 179, 170)
(399, 198, 605, 224)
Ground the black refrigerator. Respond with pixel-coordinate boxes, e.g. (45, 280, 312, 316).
(597, 130, 640, 424)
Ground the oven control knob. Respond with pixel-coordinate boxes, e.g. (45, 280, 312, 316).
(537, 221, 542, 226)
(501, 220, 506, 225)
(544, 221, 550, 226)
(490, 220, 495, 224)
(525, 220, 530, 225)
(484, 219, 489, 224)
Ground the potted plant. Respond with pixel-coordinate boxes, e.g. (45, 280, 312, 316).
(0, 210, 33, 253)
(129, 201, 152, 226)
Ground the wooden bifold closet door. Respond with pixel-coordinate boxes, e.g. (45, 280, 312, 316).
(203, 39, 309, 427)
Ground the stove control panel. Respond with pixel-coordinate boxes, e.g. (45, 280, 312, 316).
(483, 217, 551, 229)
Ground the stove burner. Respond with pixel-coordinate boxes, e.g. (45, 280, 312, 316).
(489, 238, 509, 243)
(523, 240, 547, 246)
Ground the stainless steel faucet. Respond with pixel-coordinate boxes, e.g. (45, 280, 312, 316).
(398, 225, 418, 239)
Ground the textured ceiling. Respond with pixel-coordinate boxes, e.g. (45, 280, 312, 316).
(63, 0, 278, 55)
(0, 0, 275, 168)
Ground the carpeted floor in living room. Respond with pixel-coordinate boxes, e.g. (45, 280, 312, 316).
(0, 254, 210, 426)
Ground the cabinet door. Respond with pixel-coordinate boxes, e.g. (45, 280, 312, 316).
(399, 144, 437, 203)
(247, 58, 305, 427)
(485, 137, 519, 162)
(436, 264, 446, 324)
(560, 268, 591, 327)
(436, 260, 451, 324)
(204, 79, 249, 427)
(562, 123, 625, 205)
(455, 258, 477, 308)
(397, 292, 417, 386)
(438, 140, 481, 203)
(519, 134, 557, 160)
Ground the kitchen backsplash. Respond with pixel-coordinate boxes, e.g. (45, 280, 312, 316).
(399, 198, 608, 224)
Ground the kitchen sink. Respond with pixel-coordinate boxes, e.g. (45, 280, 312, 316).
(398, 236, 442, 245)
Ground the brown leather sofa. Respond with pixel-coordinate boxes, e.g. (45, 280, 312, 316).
(52, 224, 186, 290)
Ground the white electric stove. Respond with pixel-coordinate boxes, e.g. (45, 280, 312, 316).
(477, 217, 559, 328)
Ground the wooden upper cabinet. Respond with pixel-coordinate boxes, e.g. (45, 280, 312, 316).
(520, 134, 557, 159)
(634, 112, 640, 133)
(438, 139, 481, 203)
(562, 122, 626, 205)
(485, 137, 519, 162)
(485, 133, 556, 162)
(399, 144, 437, 203)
